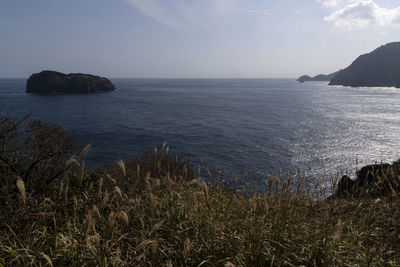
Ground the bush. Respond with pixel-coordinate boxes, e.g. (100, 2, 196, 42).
(0, 114, 75, 197)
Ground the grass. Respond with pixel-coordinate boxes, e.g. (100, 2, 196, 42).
(0, 116, 399, 266)
(0, 145, 399, 266)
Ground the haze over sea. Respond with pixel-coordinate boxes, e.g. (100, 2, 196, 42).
(1, 78, 399, 191)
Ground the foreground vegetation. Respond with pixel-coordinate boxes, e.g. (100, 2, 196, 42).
(1, 115, 400, 266)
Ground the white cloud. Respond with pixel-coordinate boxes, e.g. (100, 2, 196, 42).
(176, 3, 204, 30)
(212, 0, 235, 11)
(317, 0, 341, 8)
(319, 0, 400, 28)
(241, 9, 270, 16)
(125, 0, 183, 30)
(125, 0, 270, 30)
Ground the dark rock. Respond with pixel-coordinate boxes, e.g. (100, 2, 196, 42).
(355, 163, 391, 188)
(297, 72, 338, 83)
(26, 70, 116, 94)
(333, 161, 400, 198)
(336, 175, 355, 197)
(329, 42, 400, 88)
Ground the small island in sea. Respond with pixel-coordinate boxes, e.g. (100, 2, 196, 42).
(297, 72, 338, 83)
(26, 70, 116, 94)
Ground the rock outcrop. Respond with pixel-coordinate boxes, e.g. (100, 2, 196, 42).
(26, 71, 116, 94)
(329, 42, 400, 88)
(333, 161, 400, 198)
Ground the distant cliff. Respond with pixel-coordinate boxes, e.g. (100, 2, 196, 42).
(329, 42, 400, 88)
(297, 72, 337, 83)
(26, 71, 116, 93)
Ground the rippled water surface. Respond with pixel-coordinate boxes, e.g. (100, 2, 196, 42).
(1, 78, 400, 190)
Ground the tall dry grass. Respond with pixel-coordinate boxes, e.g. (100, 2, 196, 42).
(0, 143, 399, 266)
(1, 115, 400, 266)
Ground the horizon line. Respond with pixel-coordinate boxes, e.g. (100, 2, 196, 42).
(0, 76, 298, 80)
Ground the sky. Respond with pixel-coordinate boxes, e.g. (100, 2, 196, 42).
(1, 0, 400, 78)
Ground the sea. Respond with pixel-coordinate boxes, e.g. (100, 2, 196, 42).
(1, 78, 400, 192)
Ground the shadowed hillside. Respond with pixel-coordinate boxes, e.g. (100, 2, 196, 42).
(330, 42, 400, 87)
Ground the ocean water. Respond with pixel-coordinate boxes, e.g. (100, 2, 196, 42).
(1, 78, 400, 191)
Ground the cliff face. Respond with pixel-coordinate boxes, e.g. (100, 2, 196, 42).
(329, 42, 400, 88)
(26, 71, 116, 93)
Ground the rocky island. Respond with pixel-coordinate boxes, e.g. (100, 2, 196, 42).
(26, 70, 116, 93)
(297, 72, 338, 83)
(329, 42, 400, 87)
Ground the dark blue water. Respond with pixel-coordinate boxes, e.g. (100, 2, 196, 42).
(1, 78, 400, 191)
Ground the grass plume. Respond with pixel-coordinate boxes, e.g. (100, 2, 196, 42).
(1, 115, 400, 266)
(16, 177, 26, 205)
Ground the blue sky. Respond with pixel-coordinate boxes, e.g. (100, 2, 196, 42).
(1, 0, 400, 78)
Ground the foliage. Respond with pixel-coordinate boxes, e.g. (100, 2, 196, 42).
(0, 114, 75, 197)
(0, 116, 399, 266)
